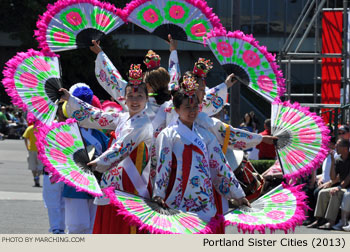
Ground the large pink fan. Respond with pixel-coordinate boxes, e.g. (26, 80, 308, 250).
(205, 28, 285, 103)
(271, 99, 330, 180)
(104, 187, 223, 234)
(35, 0, 126, 52)
(225, 183, 308, 234)
(36, 119, 102, 197)
(2, 49, 62, 126)
(124, 0, 223, 44)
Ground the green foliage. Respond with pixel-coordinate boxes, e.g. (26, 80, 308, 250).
(250, 159, 276, 174)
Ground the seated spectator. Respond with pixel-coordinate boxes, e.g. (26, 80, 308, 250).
(307, 138, 350, 229)
(303, 136, 338, 225)
(341, 191, 350, 231)
(256, 119, 276, 160)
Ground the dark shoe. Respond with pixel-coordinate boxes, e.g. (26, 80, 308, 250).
(303, 218, 315, 226)
(34, 176, 40, 187)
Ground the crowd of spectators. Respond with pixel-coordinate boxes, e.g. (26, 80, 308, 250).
(0, 105, 27, 140)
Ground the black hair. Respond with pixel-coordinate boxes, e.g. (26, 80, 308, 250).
(330, 136, 337, 144)
(337, 138, 350, 148)
(173, 89, 199, 109)
(125, 82, 148, 98)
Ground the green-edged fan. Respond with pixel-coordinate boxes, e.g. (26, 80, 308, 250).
(225, 184, 307, 234)
(35, 0, 126, 52)
(104, 188, 220, 234)
(124, 0, 223, 44)
(205, 28, 285, 103)
(36, 119, 102, 196)
(271, 100, 330, 180)
(2, 49, 62, 126)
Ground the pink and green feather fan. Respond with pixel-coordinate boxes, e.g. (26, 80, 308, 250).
(124, 0, 223, 44)
(224, 183, 308, 234)
(205, 28, 285, 103)
(35, 0, 126, 52)
(271, 99, 330, 180)
(36, 119, 102, 197)
(2, 49, 62, 126)
(104, 188, 223, 234)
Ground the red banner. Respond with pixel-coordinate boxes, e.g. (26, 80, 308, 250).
(321, 11, 342, 123)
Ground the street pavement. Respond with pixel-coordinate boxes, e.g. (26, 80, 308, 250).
(0, 139, 346, 234)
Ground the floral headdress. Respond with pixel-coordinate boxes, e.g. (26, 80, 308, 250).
(193, 58, 213, 78)
(128, 64, 143, 92)
(181, 75, 198, 103)
(144, 50, 161, 70)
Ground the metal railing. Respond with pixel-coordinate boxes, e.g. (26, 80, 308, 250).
(278, 0, 350, 110)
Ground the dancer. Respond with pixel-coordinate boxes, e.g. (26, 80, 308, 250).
(60, 65, 153, 234)
(41, 102, 66, 234)
(153, 76, 249, 233)
(61, 84, 109, 234)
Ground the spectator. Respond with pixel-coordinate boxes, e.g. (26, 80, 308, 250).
(249, 111, 259, 132)
(0, 106, 9, 136)
(23, 120, 44, 187)
(341, 191, 350, 231)
(5, 106, 15, 122)
(240, 112, 255, 132)
(15, 111, 27, 137)
(255, 119, 276, 160)
(338, 125, 350, 141)
(307, 138, 350, 229)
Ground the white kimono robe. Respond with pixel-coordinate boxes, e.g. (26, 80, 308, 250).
(153, 120, 245, 222)
(65, 96, 153, 202)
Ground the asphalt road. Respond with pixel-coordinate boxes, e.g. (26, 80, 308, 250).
(0, 139, 346, 234)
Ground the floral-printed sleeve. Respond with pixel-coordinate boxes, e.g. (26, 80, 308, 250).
(201, 82, 227, 116)
(168, 50, 181, 91)
(152, 130, 173, 199)
(93, 119, 152, 172)
(66, 95, 121, 130)
(196, 113, 262, 150)
(207, 137, 245, 200)
(95, 51, 128, 111)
